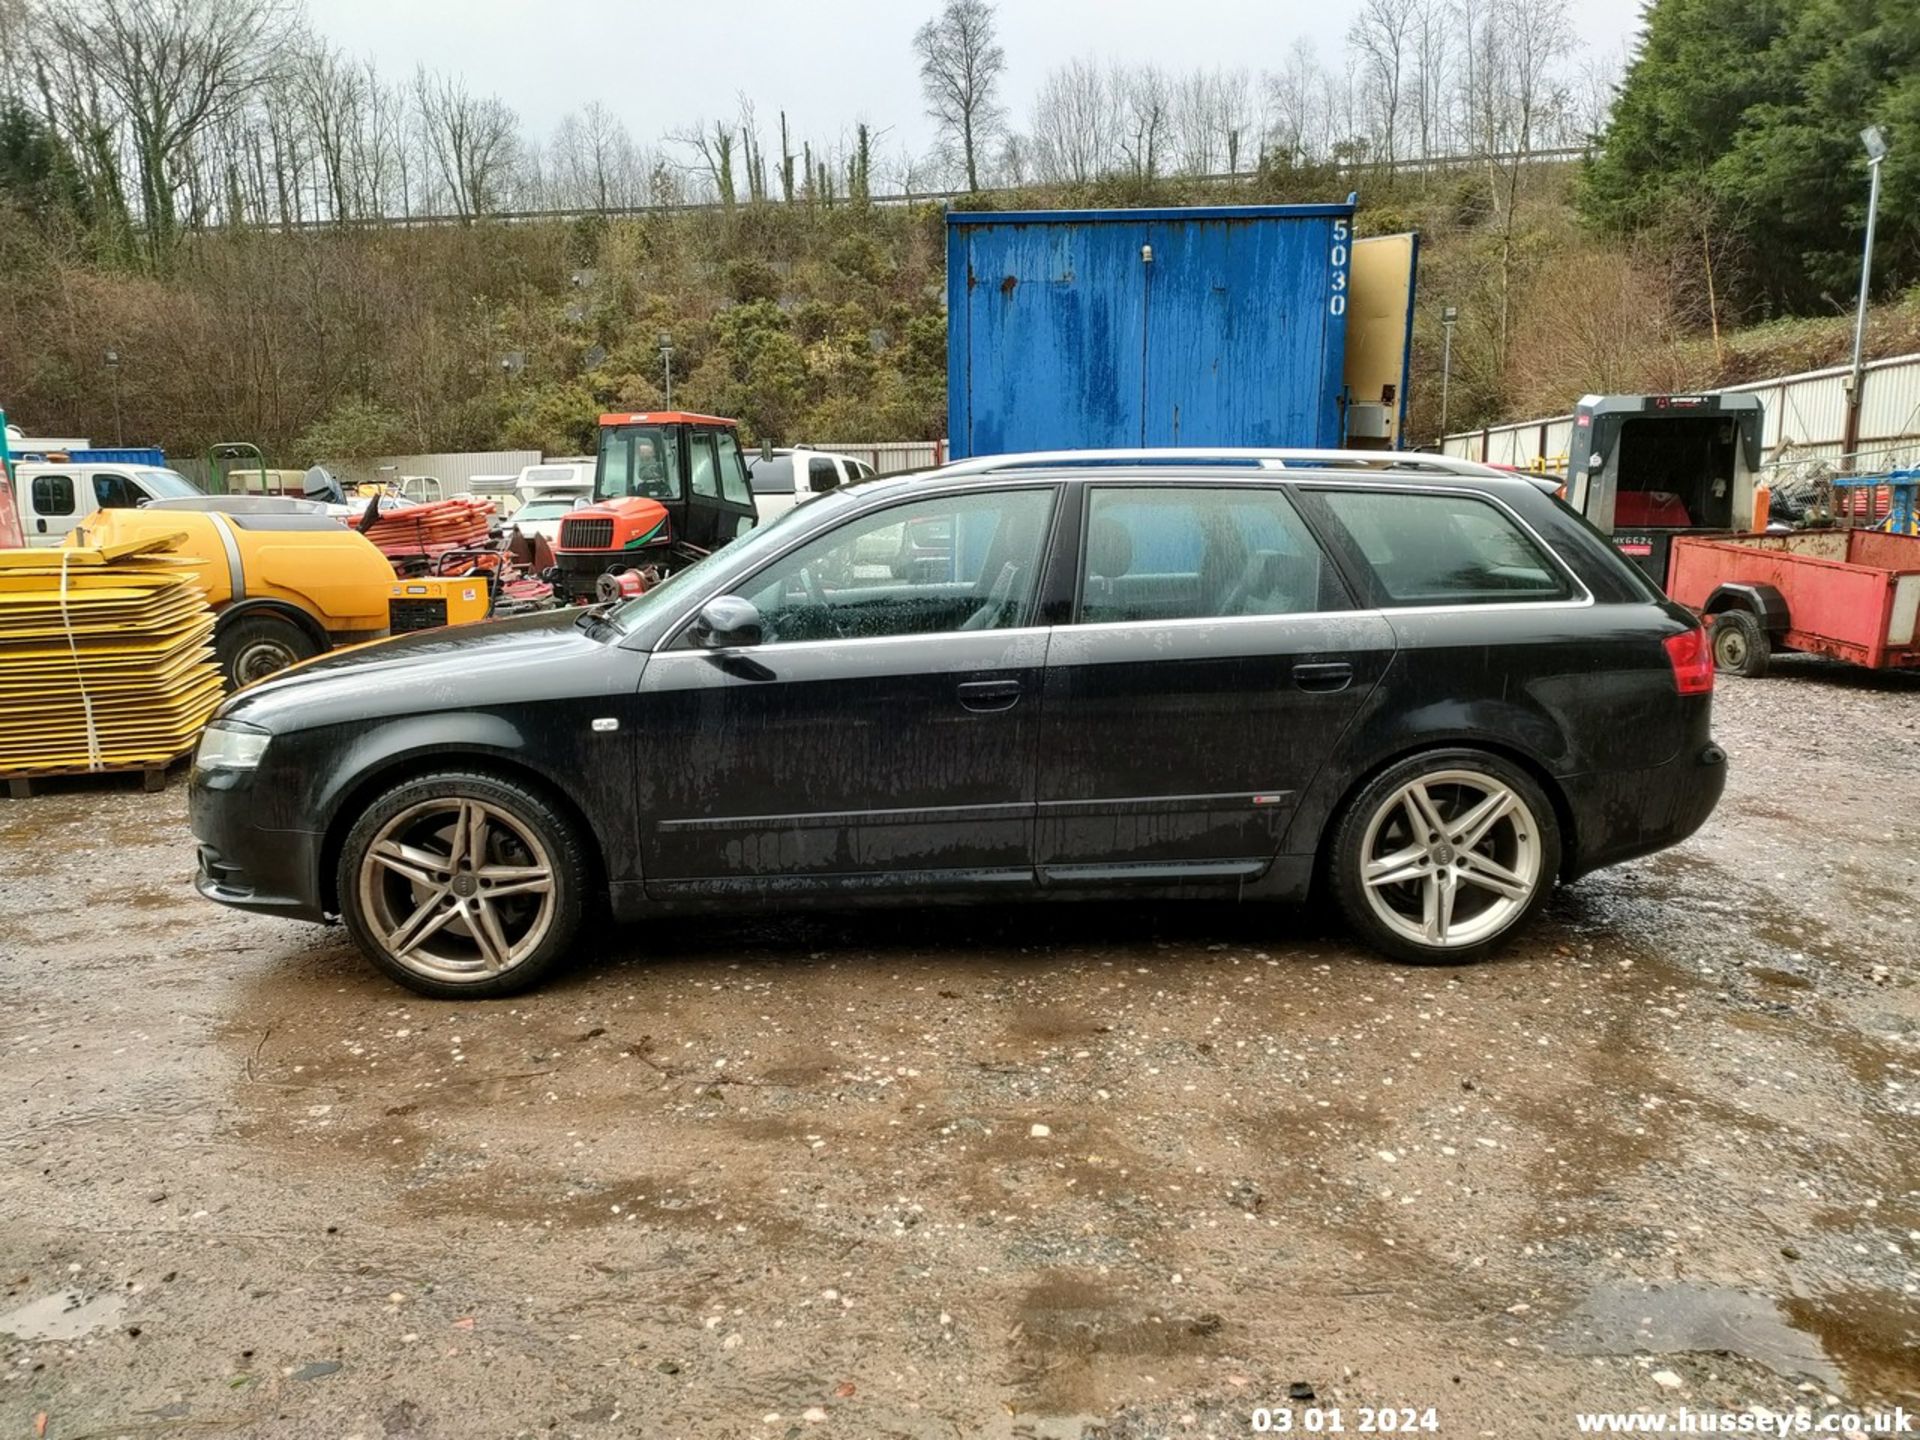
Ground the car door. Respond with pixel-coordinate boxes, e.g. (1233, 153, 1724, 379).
(23, 469, 77, 545)
(632, 483, 1061, 895)
(1034, 481, 1396, 882)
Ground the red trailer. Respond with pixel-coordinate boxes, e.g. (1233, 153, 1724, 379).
(1669, 529, 1920, 675)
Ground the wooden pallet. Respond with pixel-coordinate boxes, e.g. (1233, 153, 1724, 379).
(1, 749, 191, 799)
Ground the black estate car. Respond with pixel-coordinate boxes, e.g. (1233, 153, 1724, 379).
(189, 450, 1727, 998)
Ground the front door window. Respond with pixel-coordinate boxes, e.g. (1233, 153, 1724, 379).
(722, 488, 1056, 645)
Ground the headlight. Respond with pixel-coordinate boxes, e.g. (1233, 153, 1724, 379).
(195, 721, 272, 771)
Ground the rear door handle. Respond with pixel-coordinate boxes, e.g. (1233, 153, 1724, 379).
(1293, 661, 1354, 693)
(957, 678, 1022, 712)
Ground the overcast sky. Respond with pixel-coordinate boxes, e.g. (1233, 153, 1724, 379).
(316, 0, 1645, 167)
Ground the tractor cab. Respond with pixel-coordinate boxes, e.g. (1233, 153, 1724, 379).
(553, 412, 759, 602)
(1567, 393, 1764, 589)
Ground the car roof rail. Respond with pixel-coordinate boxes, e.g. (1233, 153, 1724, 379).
(932, 448, 1509, 480)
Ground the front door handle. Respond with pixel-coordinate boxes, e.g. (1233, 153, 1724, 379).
(1293, 661, 1354, 693)
(957, 678, 1022, 712)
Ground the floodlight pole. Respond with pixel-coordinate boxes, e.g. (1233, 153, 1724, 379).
(1846, 128, 1887, 465)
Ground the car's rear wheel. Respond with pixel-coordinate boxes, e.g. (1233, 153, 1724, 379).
(1331, 750, 1561, 965)
(336, 770, 588, 998)
(1710, 610, 1771, 678)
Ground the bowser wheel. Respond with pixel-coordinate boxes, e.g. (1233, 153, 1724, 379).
(1710, 611, 1771, 678)
(217, 613, 319, 689)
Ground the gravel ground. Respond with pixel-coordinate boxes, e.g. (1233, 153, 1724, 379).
(1, 656, 1917, 1440)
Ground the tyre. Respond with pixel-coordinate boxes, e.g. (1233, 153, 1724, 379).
(1330, 749, 1562, 966)
(1710, 610, 1771, 678)
(336, 769, 589, 998)
(217, 613, 320, 689)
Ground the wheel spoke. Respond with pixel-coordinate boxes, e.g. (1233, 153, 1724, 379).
(1449, 788, 1514, 850)
(1403, 782, 1449, 841)
(1365, 845, 1429, 889)
(468, 898, 514, 971)
(1458, 852, 1531, 901)
(371, 840, 453, 887)
(477, 863, 553, 899)
(1426, 869, 1458, 944)
(386, 890, 457, 956)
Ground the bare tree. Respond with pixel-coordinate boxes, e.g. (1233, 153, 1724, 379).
(553, 101, 640, 210)
(1264, 40, 1330, 168)
(1350, 0, 1416, 169)
(412, 67, 518, 218)
(1116, 64, 1172, 182)
(912, 0, 1005, 192)
(1029, 56, 1118, 184)
(1411, 0, 1452, 162)
(293, 41, 365, 223)
(38, 0, 296, 261)
(1172, 68, 1252, 176)
(668, 118, 736, 207)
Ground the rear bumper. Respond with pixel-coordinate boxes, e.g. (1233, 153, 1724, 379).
(189, 766, 331, 923)
(1563, 740, 1728, 878)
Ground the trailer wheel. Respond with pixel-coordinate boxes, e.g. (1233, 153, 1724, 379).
(217, 613, 320, 689)
(1710, 610, 1771, 678)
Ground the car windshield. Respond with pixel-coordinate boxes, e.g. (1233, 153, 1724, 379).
(135, 468, 203, 499)
(608, 487, 860, 630)
(515, 500, 574, 520)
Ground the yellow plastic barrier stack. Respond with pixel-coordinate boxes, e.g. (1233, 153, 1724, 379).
(0, 535, 223, 786)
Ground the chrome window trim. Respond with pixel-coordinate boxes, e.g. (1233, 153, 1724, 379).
(649, 624, 1054, 661)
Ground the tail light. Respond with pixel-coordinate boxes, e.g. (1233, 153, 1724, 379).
(1663, 626, 1714, 695)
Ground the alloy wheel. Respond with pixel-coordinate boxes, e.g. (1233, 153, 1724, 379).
(1357, 769, 1544, 950)
(356, 797, 557, 983)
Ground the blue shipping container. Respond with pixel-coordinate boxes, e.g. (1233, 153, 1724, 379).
(946, 203, 1356, 459)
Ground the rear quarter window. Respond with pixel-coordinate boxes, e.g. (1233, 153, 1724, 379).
(1312, 489, 1573, 607)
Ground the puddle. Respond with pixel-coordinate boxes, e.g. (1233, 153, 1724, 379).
(1559, 1283, 1838, 1389)
(0, 1289, 128, 1341)
(1783, 1292, 1920, 1403)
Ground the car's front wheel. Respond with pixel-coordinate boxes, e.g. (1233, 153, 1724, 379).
(337, 770, 588, 998)
(1331, 750, 1561, 965)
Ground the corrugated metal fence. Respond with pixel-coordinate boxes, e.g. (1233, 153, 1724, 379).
(1442, 352, 1920, 477)
(814, 440, 946, 473)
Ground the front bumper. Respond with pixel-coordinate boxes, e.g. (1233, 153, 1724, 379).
(189, 765, 331, 923)
(1563, 740, 1728, 878)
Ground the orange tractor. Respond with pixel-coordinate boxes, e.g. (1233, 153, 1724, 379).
(552, 412, 760, 602)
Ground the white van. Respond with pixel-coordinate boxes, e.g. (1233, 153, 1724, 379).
(515, 460, 594, 505)
(13, 461, 204, 545)
(745, 448, 877, 521)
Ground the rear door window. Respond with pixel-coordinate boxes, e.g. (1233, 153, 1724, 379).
(1076, 485, 1346, 623)
(1311, 489, 1572, 606)
(30, 474, 75, 515)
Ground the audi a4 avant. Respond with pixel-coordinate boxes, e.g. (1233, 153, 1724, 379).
(190, 450, 1727, 998)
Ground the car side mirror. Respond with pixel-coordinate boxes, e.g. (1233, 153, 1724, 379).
(692, 595, 763, 649)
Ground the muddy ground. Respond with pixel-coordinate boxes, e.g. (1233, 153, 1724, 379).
(2, 659, 1918, 1440)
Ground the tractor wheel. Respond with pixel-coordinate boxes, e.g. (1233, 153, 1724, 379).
(1711, 610, 1771, 678)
